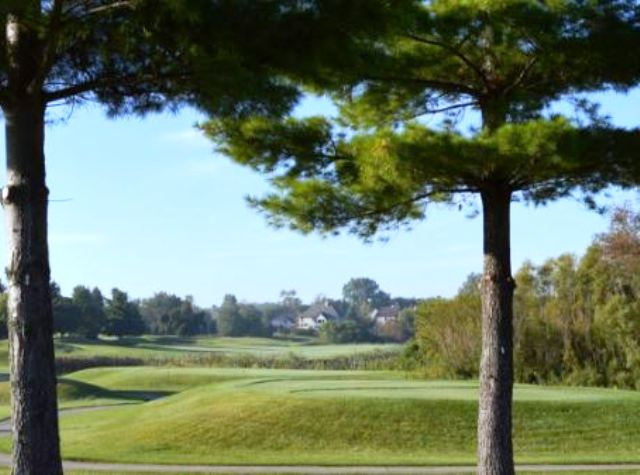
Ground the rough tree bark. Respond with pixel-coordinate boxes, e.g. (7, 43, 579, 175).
(2, 11, 63, 475)
(477, 184, 515, 475)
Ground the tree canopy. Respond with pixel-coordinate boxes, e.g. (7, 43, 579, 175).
(342, 277, 391, 310)
(417, 206, 640, 389)
(0, 2, 405, 472)
(205, 2, 640, 473)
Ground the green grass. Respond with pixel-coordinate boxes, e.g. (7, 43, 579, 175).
(0, 371, 163, 421)
(0, 367, 635, 466)
(0, 336, 402, 374)
(1, 472, 640, 475)
(0, 471, 217, 475)
(54, 335, 401, 360)
(0, 366, 638, 468)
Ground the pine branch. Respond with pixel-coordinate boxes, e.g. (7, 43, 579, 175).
(43, 70, 192, 103)
(362, 74, 477, 96)
(36, 0, 65, 89)
(503, 56, 539, 96)
(352, 186, 476, 221)
(405, 100, 478, 120)
(404, 32, 488, 85)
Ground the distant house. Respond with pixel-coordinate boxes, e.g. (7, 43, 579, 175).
(370, 305, 400, 328)
(297, 301, 339, 331)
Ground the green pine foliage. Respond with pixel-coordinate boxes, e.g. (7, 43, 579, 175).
(206, 5, 640, 466)
(205, 1, 640, 239)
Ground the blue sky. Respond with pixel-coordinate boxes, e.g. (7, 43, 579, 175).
(0, 89, 638, 308)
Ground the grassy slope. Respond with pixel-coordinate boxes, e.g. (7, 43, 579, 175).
(58, 336, 401, 360)
(0, 371, 168, 420)
(1, 367, 636, 466)
(0, 336, 402, 373)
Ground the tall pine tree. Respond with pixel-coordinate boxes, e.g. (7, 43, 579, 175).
(206, 1, 640, 473)
(0, 1, 399, 472)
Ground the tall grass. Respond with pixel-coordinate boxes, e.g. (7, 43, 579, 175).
(54, 349, 404, 374)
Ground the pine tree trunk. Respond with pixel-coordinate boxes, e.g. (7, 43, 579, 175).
(477, 185, 515, 475)
(2, 99, 63, 475)
(3, 8, 63, 474)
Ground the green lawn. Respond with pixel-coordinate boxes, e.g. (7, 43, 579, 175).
(59, 335, 400, 359)
(0, 336, 402, 374)
(1, 472, 640, 475)
(0, 367, 636, 467)
(0, 472, 638, 475)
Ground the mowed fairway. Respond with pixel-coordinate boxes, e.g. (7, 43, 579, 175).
(0, 367, 637, 466)
(0, 336, 401, 373)
(53, 336, 401, 359)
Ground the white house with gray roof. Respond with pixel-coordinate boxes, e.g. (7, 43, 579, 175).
(296, 301, 339, 331)
(370, 305, 400, 328)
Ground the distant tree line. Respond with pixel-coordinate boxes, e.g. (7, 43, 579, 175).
(215, 295, 271, 337)
(140, 292, 213, 336)
(0, 285, 214, 339)
(0, 277, 416, 342)
(416, 207, 640, 389)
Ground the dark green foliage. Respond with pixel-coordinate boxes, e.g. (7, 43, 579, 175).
(392, 308, 417, 342)
(51, 282, 82, 336)
(416, 293, 482, 379)
(237, 304, 268, 337)
(216, 294, 268, 337)
(141, 293, 209, 336)
(415, 207, 640, 389)
(71, 286, 105, 339)
(319, 318, 375, 344)
(216, 294, 239, 337)
(207, 115, 639, 238)
(205, 1, 640, 239)
(104, 288, 144, 337)
(3, 0, 405, 118)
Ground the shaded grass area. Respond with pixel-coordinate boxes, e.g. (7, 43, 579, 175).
(0, 376, 169, 407)
(0, 371, 170, 420)
(0, 367, 635, 466)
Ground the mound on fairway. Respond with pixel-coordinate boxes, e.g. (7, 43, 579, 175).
(17, 368, 640, 466)
(0, 376, 150, 422)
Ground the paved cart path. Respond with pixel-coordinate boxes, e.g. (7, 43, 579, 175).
(1, 407, 640, 473)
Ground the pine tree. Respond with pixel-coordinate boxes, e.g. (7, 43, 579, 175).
(205, 2, 640, 473)
(0, 1, 398, 472)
